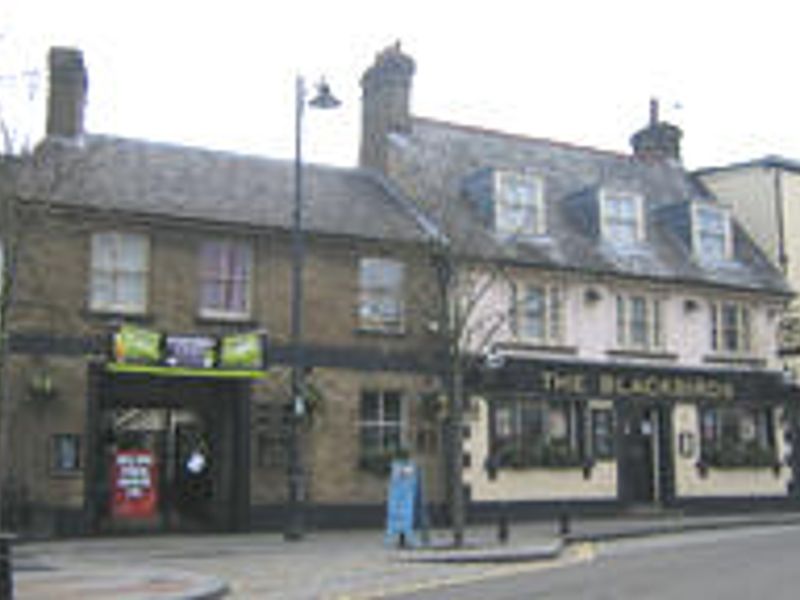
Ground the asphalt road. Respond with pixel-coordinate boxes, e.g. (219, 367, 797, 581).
(386, 525, 800, 599)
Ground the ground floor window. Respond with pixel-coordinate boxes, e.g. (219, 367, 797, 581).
(358, 389, 407, 474)
(491, 398, 586, 468)
(699, 405, 777, 468)
(51, 434, 82, 474)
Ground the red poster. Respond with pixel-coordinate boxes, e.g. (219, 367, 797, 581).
(111, 450, 158, 519)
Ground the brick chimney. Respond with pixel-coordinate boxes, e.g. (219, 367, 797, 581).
(359, 42, 416, 172)
(46, 47, 87, 139)
(630, 98, 682, 163)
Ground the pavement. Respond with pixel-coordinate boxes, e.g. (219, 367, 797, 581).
(11, 510, 800, 599)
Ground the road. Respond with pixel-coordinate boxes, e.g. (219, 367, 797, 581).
(381, 525, 800, 599)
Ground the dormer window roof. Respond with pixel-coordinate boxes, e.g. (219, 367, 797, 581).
(600, 190, 645, 245)
(494, 171, 545, 237)
(692, 203, 731, 262)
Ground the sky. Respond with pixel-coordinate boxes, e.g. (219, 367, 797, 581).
(1, 0, 799, 169)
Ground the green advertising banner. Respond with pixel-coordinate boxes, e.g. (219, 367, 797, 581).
(109, 326, 267, 379)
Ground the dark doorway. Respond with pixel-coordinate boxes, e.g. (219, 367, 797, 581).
(87, 369, 251, 534)
(620, 405, 658, 503)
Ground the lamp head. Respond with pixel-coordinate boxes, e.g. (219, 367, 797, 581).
(309, 78, 341, 109)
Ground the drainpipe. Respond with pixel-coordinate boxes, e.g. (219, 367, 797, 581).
(773, 166, 788, 274)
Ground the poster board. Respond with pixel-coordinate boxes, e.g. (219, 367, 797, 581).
(385, 459, 426, 547)
(111, 449, 158, 519)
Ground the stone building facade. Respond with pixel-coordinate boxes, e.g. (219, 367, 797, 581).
(2, 48, 446, 536)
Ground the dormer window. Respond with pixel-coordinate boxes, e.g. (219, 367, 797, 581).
(600, 191, 644, 245)
(693, 204, 731, 262)
(494, 171, 545, 237)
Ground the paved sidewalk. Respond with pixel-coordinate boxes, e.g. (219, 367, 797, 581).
(11, 511, 800, 599)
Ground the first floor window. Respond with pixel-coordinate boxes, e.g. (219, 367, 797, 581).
(710, 302, 751, 354)
(90, 232, 149, 313)
(512, 283, 563, 344)
(358, 258, 405, 333)
(359, 390, 406, 461)
(51, 434, 81, 474)
(490, 398, 585, 468)
(616, 294, 663, 351)
(198, 238, 253, 318)
(699, 405, 776, 467)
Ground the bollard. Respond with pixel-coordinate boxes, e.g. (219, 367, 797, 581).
(558, 512, 571, 537)
(497, 507, 509, 544)
(0, 533, 13, 600)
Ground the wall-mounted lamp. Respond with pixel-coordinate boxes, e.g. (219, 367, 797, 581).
(29, 368, 57, 403)
(584, 288, 602, 304)
(684, 299, 699, 313)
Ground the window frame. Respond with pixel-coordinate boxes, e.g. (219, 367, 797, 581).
(490, 397, 585, 469)
(512, 282, 564, 345)
(600, 190, 645, 245)
(197, 238, 254, 320)
(494, 171, 546, 237)
(358, 257, 406, 334)
(89, 231, 150, 315)
(615, 293, 665, 352)
(699, 405, 776, 468)
(50, 433, 82, 476)
(710, 301, 752, 355)
(358, 389, 407, 458)
(692, 203, 732, 262)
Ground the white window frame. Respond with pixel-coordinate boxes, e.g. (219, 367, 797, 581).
(616, 293, 664, 351)
(358, 257, 405, 333)
(710, 301, 752, 355)
(197, 238, 254, 320)
(494, 171, 545, 237)
(692, 204, 732, 262)
(512, 282, 564, 344)
(89, 231, 149, 314)
(359, 389, 407, 456)
(600, 190, 645, 245)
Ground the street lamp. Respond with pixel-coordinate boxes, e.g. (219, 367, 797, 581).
(285, 75, 341, 541)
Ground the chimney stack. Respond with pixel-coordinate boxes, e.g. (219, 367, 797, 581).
(630, 98, 682, 164)
(46, 47, 87, 139)
(359, 42, 415, 172)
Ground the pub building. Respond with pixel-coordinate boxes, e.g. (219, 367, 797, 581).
(359, 45, 800, 514)
(4, 45, 799, 539)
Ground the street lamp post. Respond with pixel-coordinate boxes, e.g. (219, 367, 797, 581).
(285, 75, 340, 541)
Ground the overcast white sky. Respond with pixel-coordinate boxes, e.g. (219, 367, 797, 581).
(2, 0, 799, 169)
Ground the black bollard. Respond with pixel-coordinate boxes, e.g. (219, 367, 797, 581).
(0, 533, 13, 600)
(497, 506, 509, 544)
(558, 512, 571, 537)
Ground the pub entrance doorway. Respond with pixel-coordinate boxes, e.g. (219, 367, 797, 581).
(87, 367, 251, 534)
(619, 404, 669, 504)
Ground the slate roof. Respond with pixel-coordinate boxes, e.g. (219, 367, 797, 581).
(25, 134, 432, 244)
(388, 117, 790, 296)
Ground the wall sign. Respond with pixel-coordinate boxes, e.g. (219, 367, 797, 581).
(111, 449, 158, 519)
(473, 357, 788, 404)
